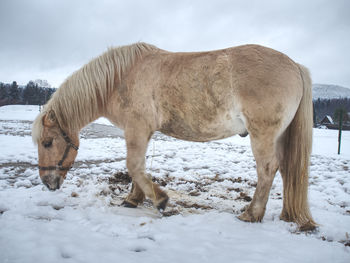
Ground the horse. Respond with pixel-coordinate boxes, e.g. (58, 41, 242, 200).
(32, 42, 316, 230)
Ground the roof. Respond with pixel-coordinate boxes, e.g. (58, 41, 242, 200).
(321, 115, 334, 124)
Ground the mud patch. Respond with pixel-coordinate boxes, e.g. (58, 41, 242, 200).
(162, 209, 181, 217)
(152, 177, 168, 187)
(235, 192, 252, 202)
(175, 201, 212, 210)
(109, 171, 132, 185)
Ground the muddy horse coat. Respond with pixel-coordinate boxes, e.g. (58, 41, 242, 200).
(32, 43, 316, 230)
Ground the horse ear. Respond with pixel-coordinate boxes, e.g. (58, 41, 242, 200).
(43, 110, 57, 127)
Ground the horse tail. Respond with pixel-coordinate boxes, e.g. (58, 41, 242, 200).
(279, 63, 316, 230)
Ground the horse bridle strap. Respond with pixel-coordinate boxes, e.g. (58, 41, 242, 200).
(38, 129, 79, 171)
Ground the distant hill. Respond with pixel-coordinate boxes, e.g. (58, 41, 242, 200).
(312, 84, 350, 100)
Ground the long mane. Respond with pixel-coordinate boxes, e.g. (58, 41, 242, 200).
(32, 42, 158, 143)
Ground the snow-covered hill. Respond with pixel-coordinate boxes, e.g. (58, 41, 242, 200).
(313, 84, 350, 100)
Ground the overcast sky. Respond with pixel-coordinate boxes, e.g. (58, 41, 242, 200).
(0, 0, 349, 88)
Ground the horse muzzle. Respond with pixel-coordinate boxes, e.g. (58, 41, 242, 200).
(41, 173, 64, 191)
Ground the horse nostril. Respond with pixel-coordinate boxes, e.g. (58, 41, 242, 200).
(55, 176, 61, 189)
(41, 175, 50, 186)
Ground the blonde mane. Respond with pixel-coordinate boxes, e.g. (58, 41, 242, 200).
(32, 42, 158, 143)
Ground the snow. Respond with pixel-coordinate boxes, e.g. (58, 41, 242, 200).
(312, 128, 350, 158)
(94, 117, 115, 126)
(0, 105, 349, 263)
(0, 105, 40, 121)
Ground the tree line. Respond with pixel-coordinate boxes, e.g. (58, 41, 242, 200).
(0, 81, 56, 106)
(313, 98, 350, 123)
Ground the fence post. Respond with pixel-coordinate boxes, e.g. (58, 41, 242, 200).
(338, 111, 343, 155)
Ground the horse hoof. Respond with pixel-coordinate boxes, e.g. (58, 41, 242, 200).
(279, 213, 293, 222)
(237, 212, 251, 222)
(238, 210, 261, 223)
(121, 200, 137, 208)
(299, 222, 318, 232)
(157, 196, 169, 212)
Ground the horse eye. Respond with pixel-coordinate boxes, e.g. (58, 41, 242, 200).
(43, 141, 53, 148)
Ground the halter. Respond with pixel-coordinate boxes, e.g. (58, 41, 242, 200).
(38, 129, 79, 171)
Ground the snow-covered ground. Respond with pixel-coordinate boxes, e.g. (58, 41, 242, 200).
(0, 105, 349, 263)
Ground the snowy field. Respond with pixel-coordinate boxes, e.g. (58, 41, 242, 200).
(0, 105, 349, 263)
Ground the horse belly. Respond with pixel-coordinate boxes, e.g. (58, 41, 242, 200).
(205, 112, 247, 140)
(160, 110, 247, 142)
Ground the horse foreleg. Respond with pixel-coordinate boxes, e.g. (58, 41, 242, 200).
(238, 138, 279, 222)
(124, 126, 169, 211)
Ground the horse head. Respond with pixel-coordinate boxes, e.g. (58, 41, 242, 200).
(33, 110, 79, 191)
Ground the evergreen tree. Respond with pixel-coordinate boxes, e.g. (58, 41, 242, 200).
(313, 103, 317, 127)
(313, 98, 350, 123)
(0, 82, 9, 106)
(23, 81, 37, 104)
(1, 80, 56, 106)
(9, 81, 20, 103)
(0, 82, 7, 99)
(334, 107, 349, 123)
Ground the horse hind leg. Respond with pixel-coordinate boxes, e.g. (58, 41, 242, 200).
(276, 133, 293, 222)
(238, 136, 279, 222)
(124, 125, 169, 211)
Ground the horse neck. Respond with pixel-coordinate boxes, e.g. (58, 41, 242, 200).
(51, 43, 157, 133)
(48, 82, 106, 136)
